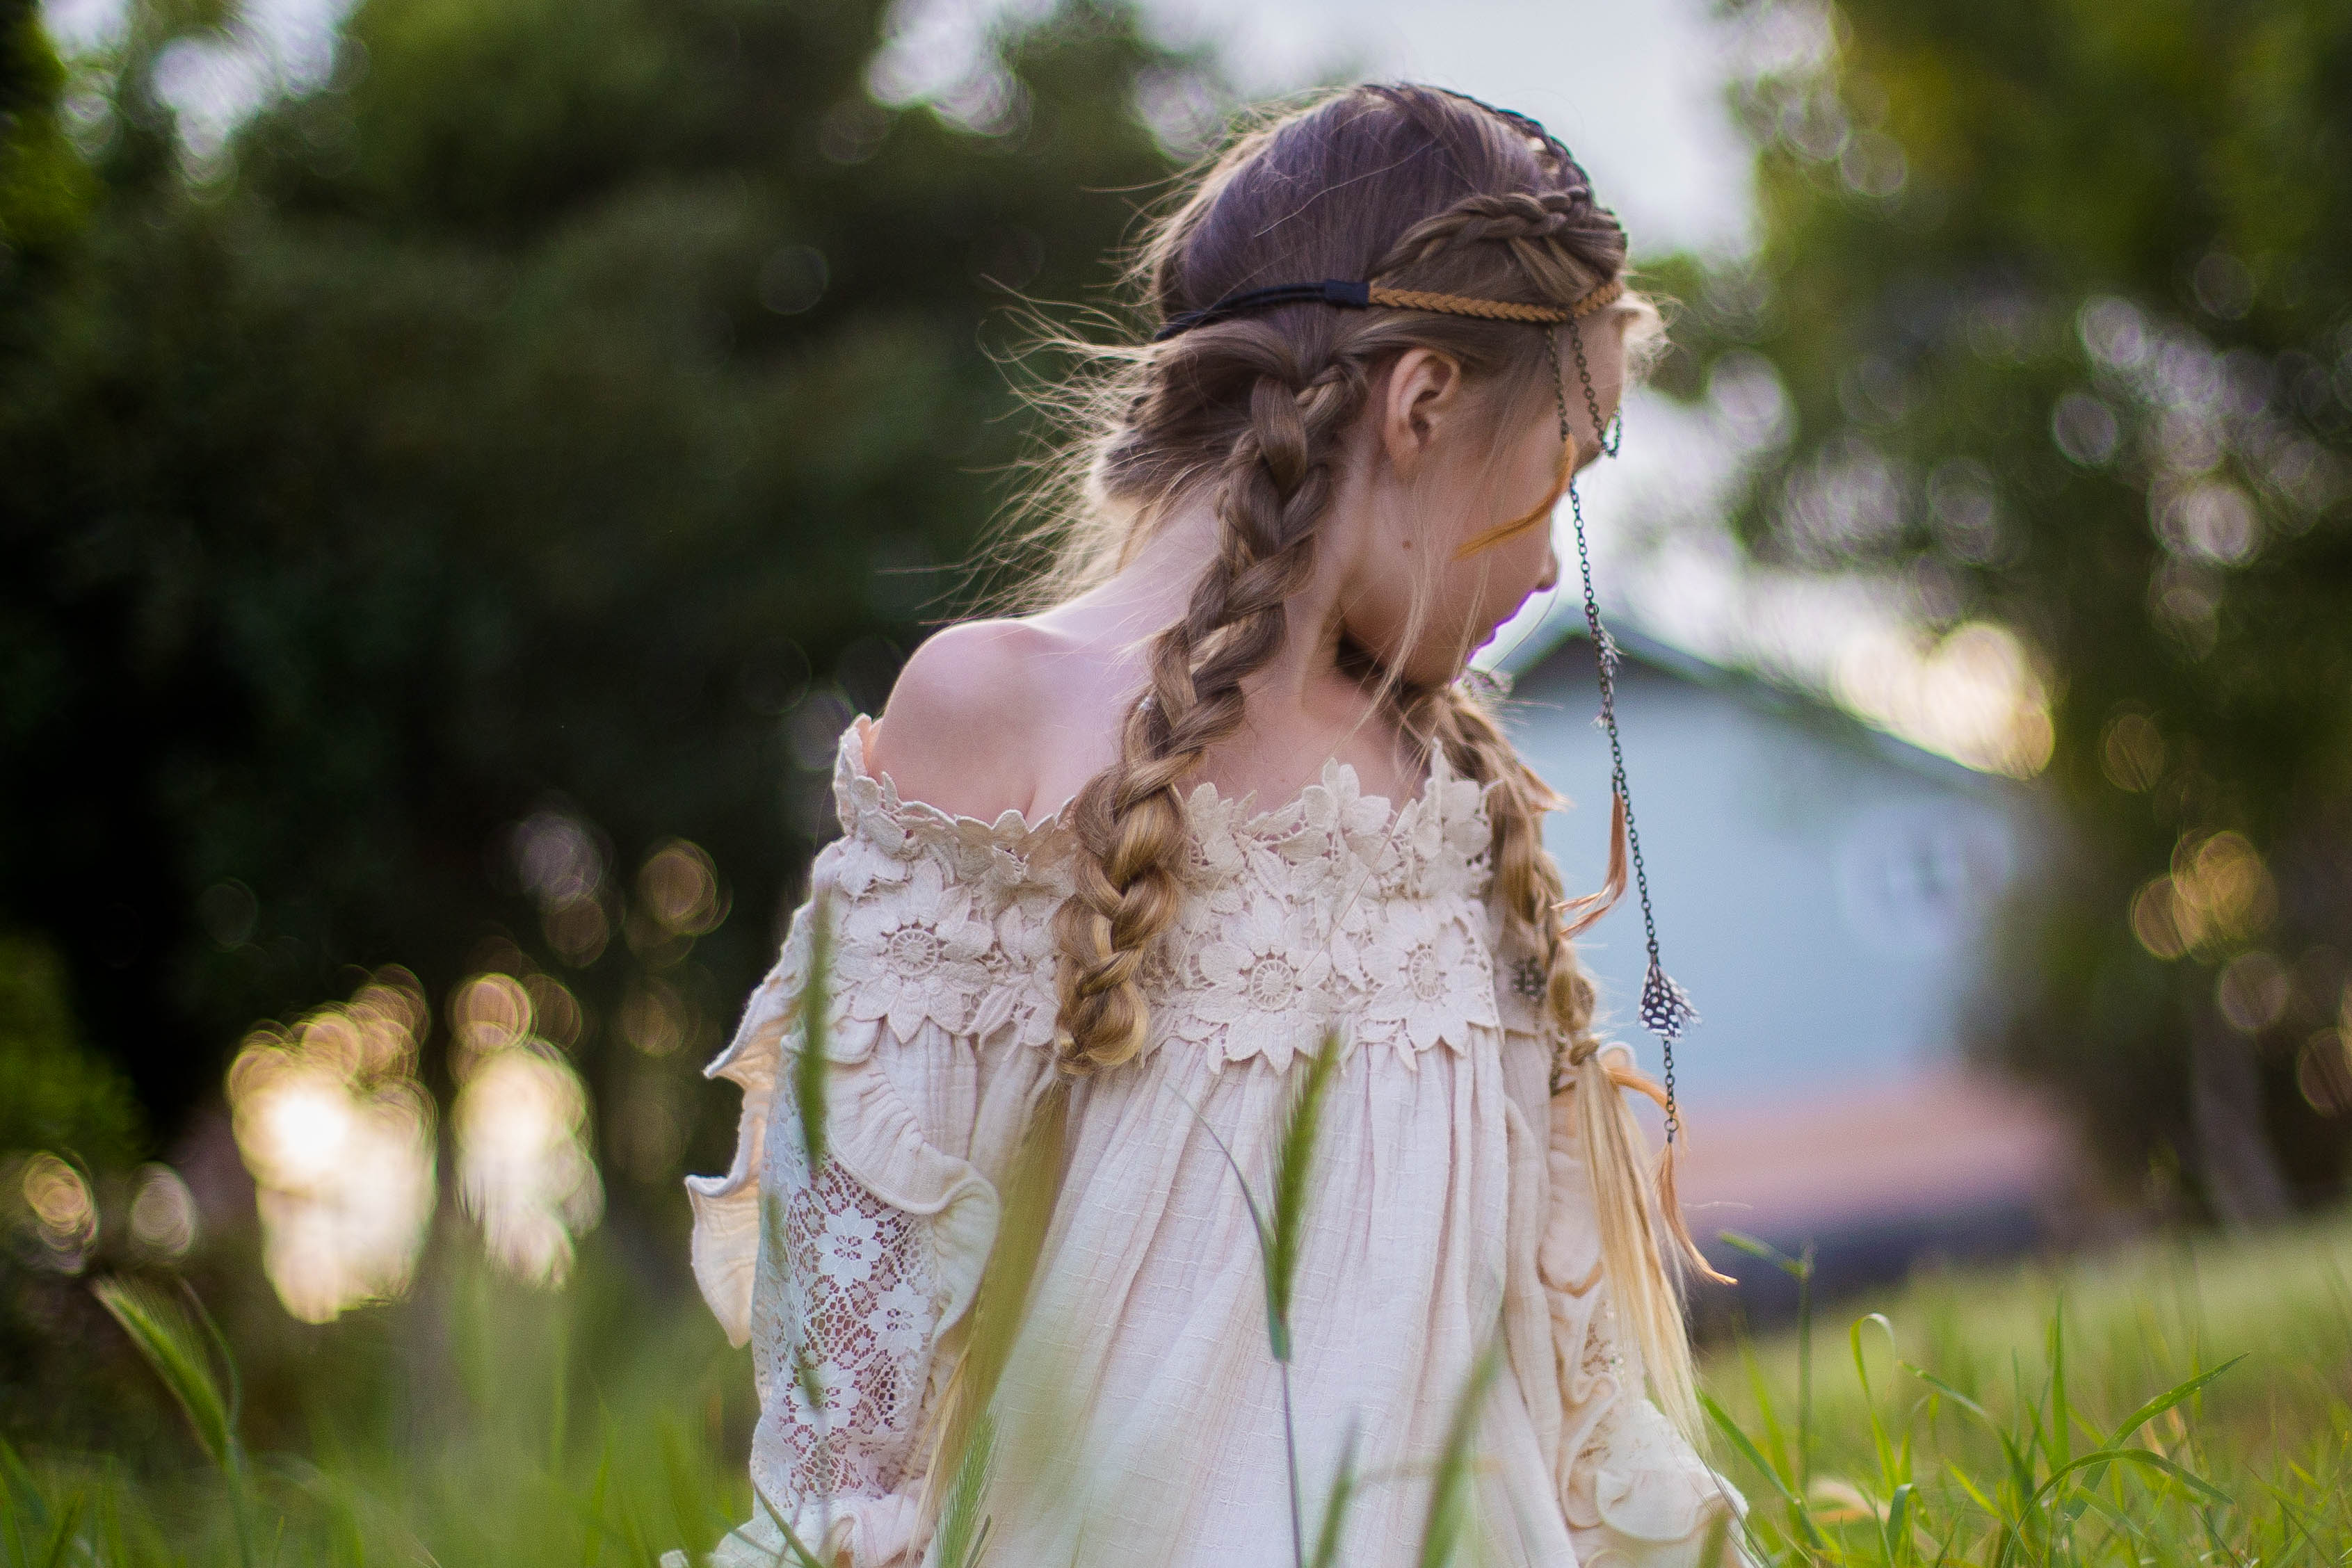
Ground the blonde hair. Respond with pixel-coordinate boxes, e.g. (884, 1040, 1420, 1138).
(996, 85, 1711, 1441)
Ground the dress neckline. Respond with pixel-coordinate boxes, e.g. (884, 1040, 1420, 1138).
(834, 713, 1473, 856)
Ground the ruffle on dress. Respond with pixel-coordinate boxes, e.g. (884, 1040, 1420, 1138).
(687, 717, 1065, 1346)
(1541, 1086, 1750, 1563)
(685, 885, 1006, 1353)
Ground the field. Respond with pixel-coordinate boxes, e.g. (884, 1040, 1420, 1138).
(9, 1207, 2352, 1568)
(1706, 1216, 2352, 1566)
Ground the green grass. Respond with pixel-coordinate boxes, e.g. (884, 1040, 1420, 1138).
(1702, 1213, 2352, 1567)
(11, 1209, 2352, 1566)
(3, 1239, 755, 1568)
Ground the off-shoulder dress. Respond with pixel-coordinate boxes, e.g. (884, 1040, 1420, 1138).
(683, 716, 1746, 1568)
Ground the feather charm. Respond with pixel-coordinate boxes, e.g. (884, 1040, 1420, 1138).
(1638, 959, 1698, 1044)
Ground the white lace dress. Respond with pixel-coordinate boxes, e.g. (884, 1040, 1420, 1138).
(684, 716, 1746, 1568)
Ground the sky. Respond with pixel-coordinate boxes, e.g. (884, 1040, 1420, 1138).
(1134, 0, 1755, 259)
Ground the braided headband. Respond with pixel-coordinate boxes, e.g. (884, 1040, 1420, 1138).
(1152, 275, 1626, 343)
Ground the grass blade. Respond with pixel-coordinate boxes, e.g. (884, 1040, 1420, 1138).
(2047, 1302, 2071, 1473)
(2023, 1446, 2234, 1511)
(1266, 1030, 1342, 1366)
(35, 1495, 85, 1568)
(90, 1276, 236, 1470)
(1905, 1360, 2032, 1505)
(1884, 1480, 1915, 1567)
(926, 1083, 1066, 1540)
(1851, 1312, 1903, 1494)
(1308, 1423, 1360, 1568)
(749, 1477, 829, 1568)
(933, 1412, 997, 1568)
(1702, 1391, 1828, 1551)
(90, 1274, 258, 1568)
(794, 895, 832, 1173)
(1736, 1337, 1795, 1487)
(1416, 1334, 1504, 1568)
(0, 1430, 49, 1550)
(2107, 1357, 2245, 1450)
(1270, 1031, 1341, 1568)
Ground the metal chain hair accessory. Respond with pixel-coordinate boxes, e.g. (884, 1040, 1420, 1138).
(1154, 276, 1625, 343)
(1545, 323, 1697, 1146)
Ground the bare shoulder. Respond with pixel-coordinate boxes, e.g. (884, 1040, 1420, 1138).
(866, 618, 1074, 823)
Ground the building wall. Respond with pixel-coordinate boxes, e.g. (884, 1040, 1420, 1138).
(1501, 636, 2073, 1305)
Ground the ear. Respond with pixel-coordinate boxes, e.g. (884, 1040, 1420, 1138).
(1378, 348, 1467, 483)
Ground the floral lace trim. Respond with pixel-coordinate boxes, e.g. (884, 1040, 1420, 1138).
(750, 1129, 939, 1511)
(810, 716, 1508, 1066)
(828, 714, 1495, 900)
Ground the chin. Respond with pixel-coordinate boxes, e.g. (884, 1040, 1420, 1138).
(1348, 623, 1475, 692)
(1396, 646, 1472, 690)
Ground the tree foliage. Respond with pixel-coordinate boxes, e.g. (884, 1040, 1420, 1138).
(1670, 0, 2352, 1213)
(0, 0, 1202, 1198)
(0, 0, 94, 316)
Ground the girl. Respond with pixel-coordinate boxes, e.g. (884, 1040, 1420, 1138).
(686, 83, 1748, 1568)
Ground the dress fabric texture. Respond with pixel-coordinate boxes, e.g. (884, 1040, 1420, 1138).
(683, 716, 1746, 1568)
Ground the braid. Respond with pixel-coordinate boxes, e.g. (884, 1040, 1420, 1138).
(1412, 680, 1705, 1443)
(1386, 190, 1577, 260)
(1408, 687, 1602, 1058)
(1053, 353, 1371, 1072)
(1374, 188, 1625, 309)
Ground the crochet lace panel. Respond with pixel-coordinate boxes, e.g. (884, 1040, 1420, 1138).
(750, 1110, 940, 1510)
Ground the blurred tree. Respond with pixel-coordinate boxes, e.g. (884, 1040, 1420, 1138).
(0, 932, 142, 1165)
(0, 0, 1216, 1221)
(1667, 0, 2352, 1219)
(0, 0, 92, 324)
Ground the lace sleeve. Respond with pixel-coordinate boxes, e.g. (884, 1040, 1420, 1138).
(691, 891, 1022, 1568)
(684, 716, 1068, 1567)
(745, 1090, 942, 1560)
(1543, 1092, 1753, 1568)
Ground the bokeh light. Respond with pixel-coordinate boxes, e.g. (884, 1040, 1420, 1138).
(2129, 831, 2278, 963)
(1830, 620, 2054, 777)
(637, 839, 725, 937)
(514, 809, 611, 967)
(227, 970, 437, 1323)
(2153, 480, 2260, 566)
(2100, 712, 2166, 793)
(13, 1153, 98, 1273)
(450, 972, 603, 1286)
(620, 976, 688, 1058)
(128, 1163, 200, 1261)
(2302, 984, 2352, 1115)
(2298, 1027, 2352, 1116)
(523, 972, 586, 1049)
(2217, 951, 2292, 1035)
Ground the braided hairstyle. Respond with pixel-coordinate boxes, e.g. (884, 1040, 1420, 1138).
(1030, 84, 1705, 1437)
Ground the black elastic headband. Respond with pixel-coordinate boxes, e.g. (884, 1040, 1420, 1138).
(1152, 280, 1372, 342)
(1152, 277, 1624, 344)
